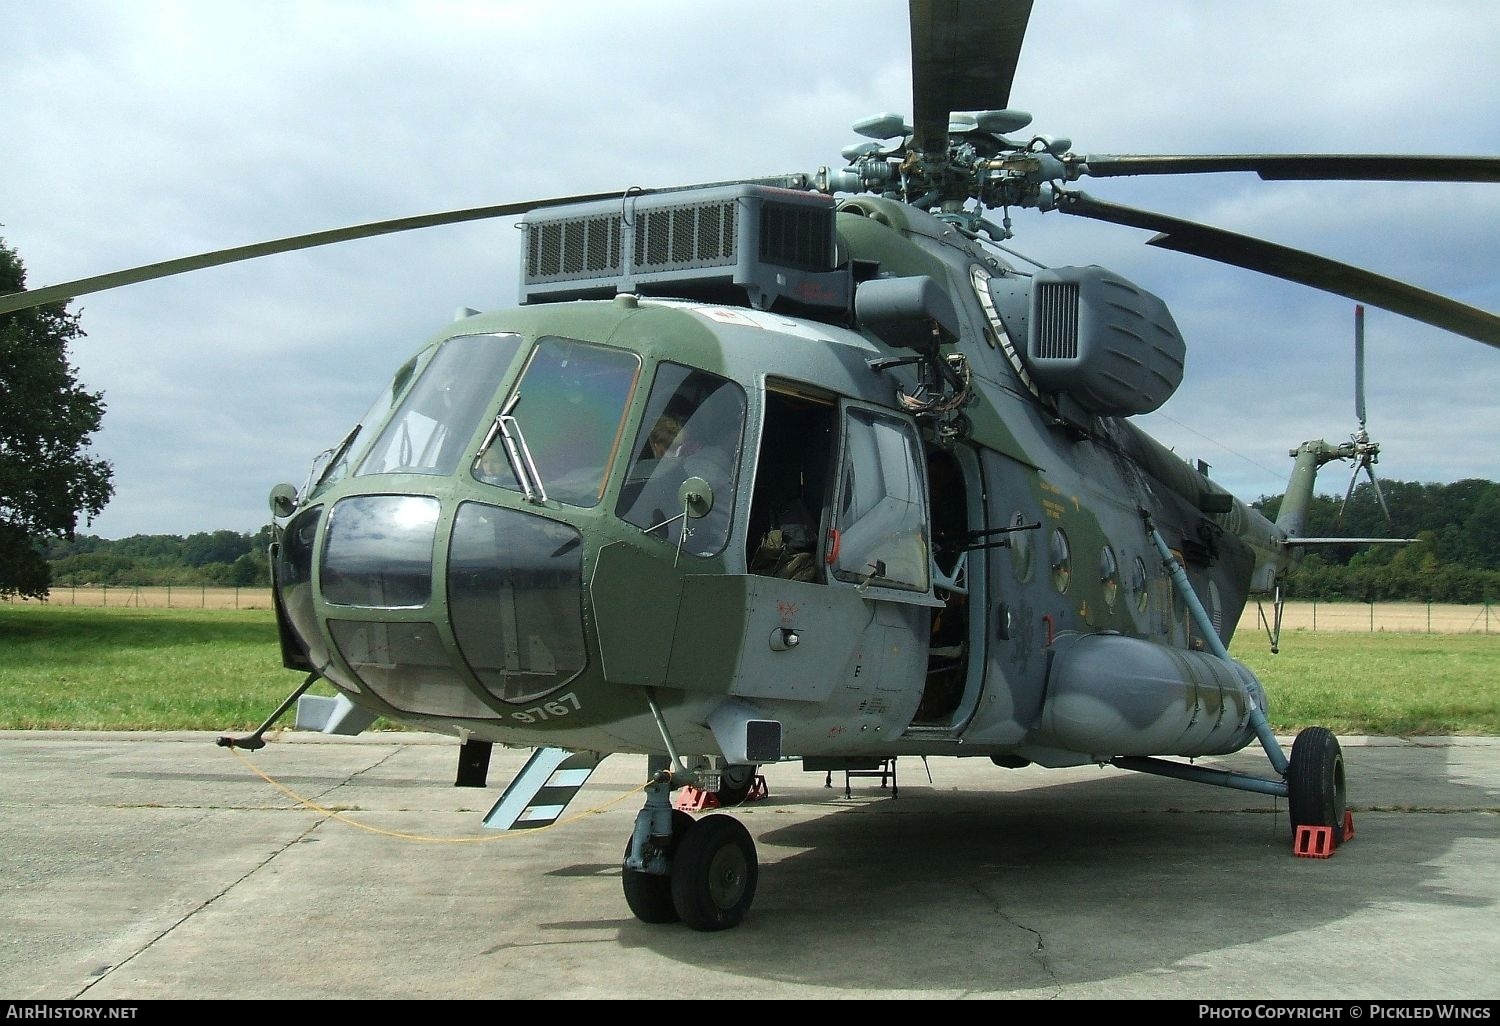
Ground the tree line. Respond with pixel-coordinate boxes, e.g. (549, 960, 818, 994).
(1253, 478, 1500, 602)
(45, 527, 274, 588)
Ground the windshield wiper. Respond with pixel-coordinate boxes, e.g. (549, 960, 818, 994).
(304, 423, 362, 496)
(475, 393, 548, 504)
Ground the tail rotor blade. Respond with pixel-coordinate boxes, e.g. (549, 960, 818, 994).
(1366, 463, 1392, 523)
(1336, 460, 1361, 528)
(1354, 304, 1367, 429)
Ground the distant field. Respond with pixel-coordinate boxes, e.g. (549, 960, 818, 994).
(11, 585, 274, 611)
(1, 602, 1496, 735)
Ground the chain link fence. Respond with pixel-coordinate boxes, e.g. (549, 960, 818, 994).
(5, 585, 275, 611)
(1257, 600, 1495, 634)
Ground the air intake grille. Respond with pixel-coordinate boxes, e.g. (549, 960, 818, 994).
(1034, 281, 1080, 359)
(519, 183, 848, 312)
(633, 200, 738, 272)
(760, 203, 833, 271)
(527, 215, 622, 281)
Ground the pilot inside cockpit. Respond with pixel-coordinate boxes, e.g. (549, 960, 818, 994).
(615, 365, 746, 557)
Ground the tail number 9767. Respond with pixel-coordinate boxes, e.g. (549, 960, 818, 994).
(511, 692, 581, 724)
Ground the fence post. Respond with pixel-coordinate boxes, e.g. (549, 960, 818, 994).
(1312, 600, 1317, 631)
(1428, 599, 1432, 634)
(1369, 601, 1374, 632)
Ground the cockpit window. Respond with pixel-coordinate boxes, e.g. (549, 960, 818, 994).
(357, 333, 524, 477)
(474, 336, 640, 508)
(307, 353, 427, 500)
(615, 363, 746, 556)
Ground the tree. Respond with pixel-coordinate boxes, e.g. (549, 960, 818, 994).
(0, 237, 114, 599)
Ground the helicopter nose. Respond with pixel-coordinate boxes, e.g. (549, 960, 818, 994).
(273, 495, 589, 720)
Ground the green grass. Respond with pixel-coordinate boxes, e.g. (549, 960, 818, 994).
(2, 604, 1498, 735)
(0, 605, 334, 730)
(1233, 630, 1500, 736)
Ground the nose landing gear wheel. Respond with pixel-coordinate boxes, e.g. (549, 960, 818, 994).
(622, 809, 695, 924)
(715, 764, 758, 807)
(670, 814, 758, 931)
(1287, 726, 1348, 847)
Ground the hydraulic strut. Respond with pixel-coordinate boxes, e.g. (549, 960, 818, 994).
(216, 671, 321, 751)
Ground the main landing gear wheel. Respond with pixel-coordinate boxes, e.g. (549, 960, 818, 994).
(622, 809, 695, 924)
(716, 764, 758, 807)
(670, 814, 758, 932)
(1287, 726, 1348, 847)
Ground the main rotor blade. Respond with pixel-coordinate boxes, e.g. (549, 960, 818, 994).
(1055, 190, 1500, 350)
(0, 190, 638, 316)
(909, 0, 1033, 153)
(1076, 153, 1500, 183)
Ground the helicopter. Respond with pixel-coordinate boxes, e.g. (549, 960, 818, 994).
(4, 1, 1500, 932)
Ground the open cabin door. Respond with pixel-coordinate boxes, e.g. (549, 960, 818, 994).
(825, 401, 935, 601)
(908, 442, 988, 734)
(818, 400, 943, 721)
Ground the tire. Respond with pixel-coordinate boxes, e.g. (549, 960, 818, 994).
(622, 809, 694, 924)
(1287, 726, 1348, 846)
(716, 764, 758, 807)
(670, 814, 758, 932)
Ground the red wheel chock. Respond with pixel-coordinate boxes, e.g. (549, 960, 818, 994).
(674, 786, 719, 812)
(673, 775, 770, 813)
(1293, 810, 1355, 858)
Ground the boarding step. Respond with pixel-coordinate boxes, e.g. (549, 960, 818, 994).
(483, 748, 604, 831)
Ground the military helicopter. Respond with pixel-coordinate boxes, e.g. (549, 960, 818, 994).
(5, 0, 1499, 932)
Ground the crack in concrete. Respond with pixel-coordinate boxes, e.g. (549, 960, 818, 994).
(970, 880, 1060, 997)
(69, 818, 324, 1000)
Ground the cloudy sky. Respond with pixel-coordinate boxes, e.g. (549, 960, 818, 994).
(4, 0, 1498, 539)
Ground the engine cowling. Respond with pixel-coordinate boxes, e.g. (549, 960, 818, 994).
(990, 265, 1187, 417)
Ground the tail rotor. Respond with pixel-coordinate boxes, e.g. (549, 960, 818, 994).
(1336, 304, 1392, 528)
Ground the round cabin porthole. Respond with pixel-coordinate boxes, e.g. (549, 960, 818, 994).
(1011, 511, 1034, 583)
(1050, 528, 1071, 594)
(1100, 545, 1119, 608)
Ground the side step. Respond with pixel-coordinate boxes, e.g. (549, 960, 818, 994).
(483, 748, 605, 831)
(295, 693, 379, 736)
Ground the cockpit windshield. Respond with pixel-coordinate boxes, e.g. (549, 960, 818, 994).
(473, 336, 640, 508)
(305, 352, 428, 500)
(358, 333, 524, 477)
